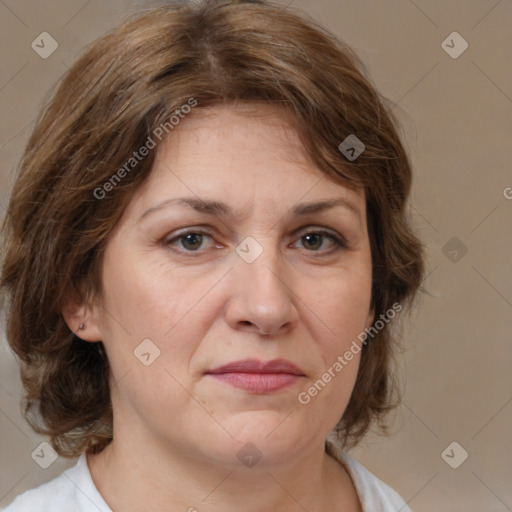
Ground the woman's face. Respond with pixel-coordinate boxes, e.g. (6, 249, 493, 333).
(85, 104, 374, 467)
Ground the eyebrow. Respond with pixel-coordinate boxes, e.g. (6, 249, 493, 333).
(137, 196, 362, 225)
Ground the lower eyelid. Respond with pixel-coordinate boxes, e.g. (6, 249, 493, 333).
(293, 232, 346, 250)
(165, 230, 347, 253)
(165, 232, 214, 250)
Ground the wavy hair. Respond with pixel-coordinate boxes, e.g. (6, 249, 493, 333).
(0, 0, 426, 457)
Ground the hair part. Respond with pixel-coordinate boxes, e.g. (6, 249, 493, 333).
(0, 0, 425, 457)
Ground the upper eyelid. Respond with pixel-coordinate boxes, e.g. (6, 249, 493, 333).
(166, 225, 345, 241)
(165, 226, 347, 250)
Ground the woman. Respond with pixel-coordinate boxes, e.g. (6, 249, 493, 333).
(0, 1, 425, 510)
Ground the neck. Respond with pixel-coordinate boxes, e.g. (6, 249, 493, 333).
(87, 432, 361, 512)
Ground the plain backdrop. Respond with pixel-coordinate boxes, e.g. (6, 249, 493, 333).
(1, 1, 511, 511)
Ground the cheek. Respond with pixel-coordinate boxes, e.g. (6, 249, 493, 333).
(100, 250, 190, 340)
(99, 251, 219, 379)
(99, 258, 206, 421)
(322, 270, 371, 399)
(309, 267, 372, 348)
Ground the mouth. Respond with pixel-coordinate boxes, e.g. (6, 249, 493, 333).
(205, 358, 306, 394)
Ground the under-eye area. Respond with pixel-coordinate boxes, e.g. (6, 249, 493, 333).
(0, 2, 434, 512)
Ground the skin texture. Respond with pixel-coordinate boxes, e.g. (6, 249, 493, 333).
(62, 104, 374, 512)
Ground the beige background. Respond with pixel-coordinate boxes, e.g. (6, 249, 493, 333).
(1, 0, 511, 510)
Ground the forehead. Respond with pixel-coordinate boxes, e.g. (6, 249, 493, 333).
(126, 103, 366, 223)
(159, 103, 314, 167)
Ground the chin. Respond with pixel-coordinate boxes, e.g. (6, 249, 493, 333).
(207, 412, 316, 467)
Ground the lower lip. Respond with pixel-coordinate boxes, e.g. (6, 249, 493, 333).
(208, 373, 302, 393)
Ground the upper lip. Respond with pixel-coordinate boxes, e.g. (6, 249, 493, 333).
(206, 358, 305, 376)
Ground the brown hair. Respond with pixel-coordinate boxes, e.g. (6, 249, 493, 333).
(0, 0, 425, 457)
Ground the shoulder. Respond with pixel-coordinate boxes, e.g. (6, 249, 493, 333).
(1, 470, 73, 512)
(326, 439, 412, 512)
(1, 454, 111, 512)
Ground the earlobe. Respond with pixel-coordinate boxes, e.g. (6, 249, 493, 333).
(61, 286, 103, 342)
(72, 320, 103, 342)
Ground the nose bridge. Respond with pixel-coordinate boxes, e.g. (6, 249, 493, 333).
(236, 235, 288, 302)
(227, 233, 298, 334)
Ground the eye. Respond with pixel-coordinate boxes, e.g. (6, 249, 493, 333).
(291, 229, 347, 254)
(164, 230, 217, 253)
(162, 228, 347, 255)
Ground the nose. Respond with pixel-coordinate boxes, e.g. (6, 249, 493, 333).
(224, 244, 299, 337)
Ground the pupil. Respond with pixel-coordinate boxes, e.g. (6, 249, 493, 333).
(304, 234, 321, 250)
(184, 233, 202, 250)
(181, 234, 324, 251)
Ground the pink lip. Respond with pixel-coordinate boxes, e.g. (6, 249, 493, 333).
(206, 358, 305, 393)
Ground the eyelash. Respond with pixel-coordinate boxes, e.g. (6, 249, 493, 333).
(162, 228, 348, 256)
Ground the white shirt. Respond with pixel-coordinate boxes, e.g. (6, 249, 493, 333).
(2, 441, 411, 511)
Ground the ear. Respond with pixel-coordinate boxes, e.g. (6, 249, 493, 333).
(61, 283, 103, 342)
